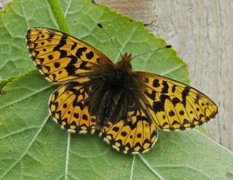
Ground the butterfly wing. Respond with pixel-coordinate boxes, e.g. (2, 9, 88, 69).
(135, 71, 218, 131)
(26, 27, 113, 82)
(49, 77, 96, 134)
(99, 107, 158, 154)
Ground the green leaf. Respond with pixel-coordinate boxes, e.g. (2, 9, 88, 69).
(0, 0, 232, 179)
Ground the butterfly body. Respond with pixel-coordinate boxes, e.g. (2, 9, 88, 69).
(86, 53, 142, 127)
(26, 27, 218, 154)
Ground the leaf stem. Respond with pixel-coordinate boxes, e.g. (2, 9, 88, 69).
(48, 0, 70, 33)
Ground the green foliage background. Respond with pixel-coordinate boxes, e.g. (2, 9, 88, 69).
(0, 0, 233, 179)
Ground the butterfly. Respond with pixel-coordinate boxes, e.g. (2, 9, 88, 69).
(26, 27, 218, 154)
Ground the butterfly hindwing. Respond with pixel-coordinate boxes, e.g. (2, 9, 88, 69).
(136, 71, 218, 131)
(49, 77, 96, 134)
(26, 27, 113, 82)
(100, 107, 158, 154)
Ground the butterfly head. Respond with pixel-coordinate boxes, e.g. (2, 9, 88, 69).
(121, 53, 132, 62)
(115, 53, 133, 72)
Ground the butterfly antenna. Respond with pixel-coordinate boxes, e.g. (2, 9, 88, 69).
(97, 23, 123, 58)
(131, 45, 172, 60)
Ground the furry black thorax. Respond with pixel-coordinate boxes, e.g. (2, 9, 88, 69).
(88, 53, 141, 126)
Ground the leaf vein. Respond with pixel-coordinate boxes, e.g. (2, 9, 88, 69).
(130, 155, 135, 180)
(0, 126, 39, 139)
(0, 114, 49, 179)
(64, 0, 73, 17)
(65, 132, 71, 180)
(0, 85, 52, 110)
(139, 154, 165, 180)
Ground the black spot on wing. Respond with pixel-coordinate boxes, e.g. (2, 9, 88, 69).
(76, 47, 87, 58)
(112, 126, 120, 132)
(172, 97, 180, 106)
(152, 94, 170, 112)
(65, 56, 78, 76)
(182, 87, 191, 106)
(48, 55, 53, 60)
(169, 110, 175, 117)
(74, 113, 79, 119)
(153, 101, 164, 112)
(179, 110, 185, 115)
(54, 62, 60, 68)
(152, 79, 160, 88)
(121, 131, 127, 137)
(48, 31, 55, 40)
(82, 114, 88, 120)
(71, 42, 77, 50)
(161, 81, 169, 93)
(86, 51, 94, 60)
(60, 50, 67, 58)
(79, 61, 91, 70)
(172, 85, 176, 93)
(53, 34, 67, 51)
(145, 90, 156, 100)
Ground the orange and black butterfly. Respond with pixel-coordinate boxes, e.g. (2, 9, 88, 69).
(26, 26, 218, 154)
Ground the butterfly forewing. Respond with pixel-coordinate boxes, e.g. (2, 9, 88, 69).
(136, 71, 218, 131)
(26, 27, 113, 82)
